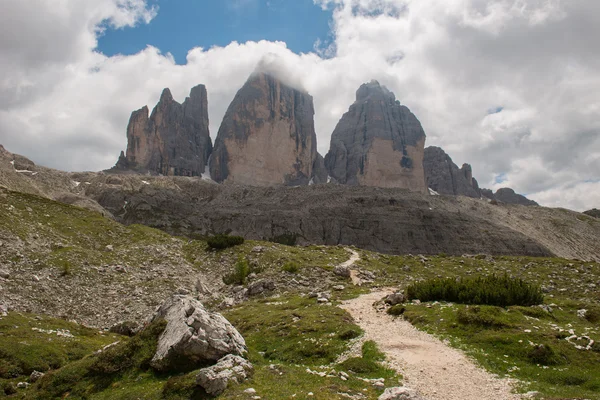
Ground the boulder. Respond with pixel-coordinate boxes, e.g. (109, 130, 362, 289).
(384, 292, 406, 306)
(379, 386, 424, 400)
(29, 371, 44, 383)
(109, 321, 141, 337)
(334, 265, 351, 278)
(150, 295, 247, 371)
(247, 280, 276, 296)
(325, 80, 427, 192)
(196, 354, 253, 396)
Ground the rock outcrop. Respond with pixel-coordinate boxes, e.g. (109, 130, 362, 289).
(114, 85, 212, 177)
(210, 72, 322, 186)
(423, 146, 480, 198)
(325, 80, 427, 192)
(88, 179, 556, 258)
(482, 188, 538, 206)
(150, 295, 247, 371)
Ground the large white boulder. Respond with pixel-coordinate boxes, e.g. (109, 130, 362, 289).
(150, 295, 247, 371)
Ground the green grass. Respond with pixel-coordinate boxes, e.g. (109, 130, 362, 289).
(220, 296, 401, 399)
(400, 300, 600, 399)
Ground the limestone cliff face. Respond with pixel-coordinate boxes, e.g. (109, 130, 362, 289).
(209, 72, 319, 186)
(324, 81, 427, 192)
(423, 146, 481, 198)
(115, 85, 212, 177)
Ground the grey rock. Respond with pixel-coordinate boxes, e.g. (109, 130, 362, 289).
(196, 354, 253, 396)
(379, 387, 424, 400)
(334, 265, 351, 278)
(114, 85, 212, 177)
(17, 382, 29, 389)
(109, 321, 141, 337)
(210, 72, 321, 186)
(0, 269, 9, 279)
(325, 80, 427, 192)
(29, 371, 45, 383)
(247, 280, 275, 296)
(195, 278, 211, 296)
(90, 182, 554, 257)
(150, 295, 247, 371)
(423, 146, 480, 198)
(384, 292, 406, 306)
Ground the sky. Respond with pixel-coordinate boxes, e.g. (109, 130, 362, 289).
(0, 0, 599, 211)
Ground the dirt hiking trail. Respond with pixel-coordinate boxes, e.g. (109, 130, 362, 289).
(341, 290, 522, 400)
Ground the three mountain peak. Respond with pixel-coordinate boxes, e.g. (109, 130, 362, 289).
(113, 70, 536, 205)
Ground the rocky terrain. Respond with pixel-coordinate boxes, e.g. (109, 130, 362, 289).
(210, 72, 327, 186)
(585, 208, 600, 218)
(1, 185, 599, 399)
(113, 85, 212, 177)
(325, 81, 427, 192)
(1, 145, 599, 260)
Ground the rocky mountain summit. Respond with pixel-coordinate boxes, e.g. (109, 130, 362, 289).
(423, 146, 480, 198)
(210, 72, 327, 186)
(423, 145, 539, 206)
(325, 80, 427, 192)
(114, 85, 212, 177)
(481, 187, 539, 206)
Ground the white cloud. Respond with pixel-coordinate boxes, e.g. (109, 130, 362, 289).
(0, 0, 598, 211)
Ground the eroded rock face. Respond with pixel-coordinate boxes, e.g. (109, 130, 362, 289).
(423, 146, 480, 198)
(210, 72, 320, 186)
(115, 85, 212, 177)
(150, 295, 247, 371)
(325, 80, 427, 192)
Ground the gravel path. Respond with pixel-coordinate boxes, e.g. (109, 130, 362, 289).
(341, 290, 523, 400)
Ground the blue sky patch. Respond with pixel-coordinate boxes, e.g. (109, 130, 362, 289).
(487, 106, 504, 115)
(97, 0, 333, 64)
(494, 173, 508, 184)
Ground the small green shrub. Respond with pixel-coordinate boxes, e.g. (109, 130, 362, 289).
(527, 344, 563, 366)
(269, 233, 297, 246)
(2, 382, 17, 396)
(584, 307, 600, 324)
(340, 357, 379, 374)
(545, 372, 589, 386)
(387, 305, 406, 316)
(361, 341, 385, 362)
(206, 234, 244, 250)
(282, 262, 299, 274)
(223, 258, 250, 285)
(456, 306, 510, 328)
(406, 274, 543, 307)
(338, 328, 361, 340)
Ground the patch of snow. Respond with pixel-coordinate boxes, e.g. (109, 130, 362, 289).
(428, 188, 440, 196)
(309, 178, 314, 186)
(10, 160, 14, 165)
(141, 180, 150, 185)
(201, 160, 216, 183)
(72, 181, 81, 187)
(327, 175, 332, 183)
